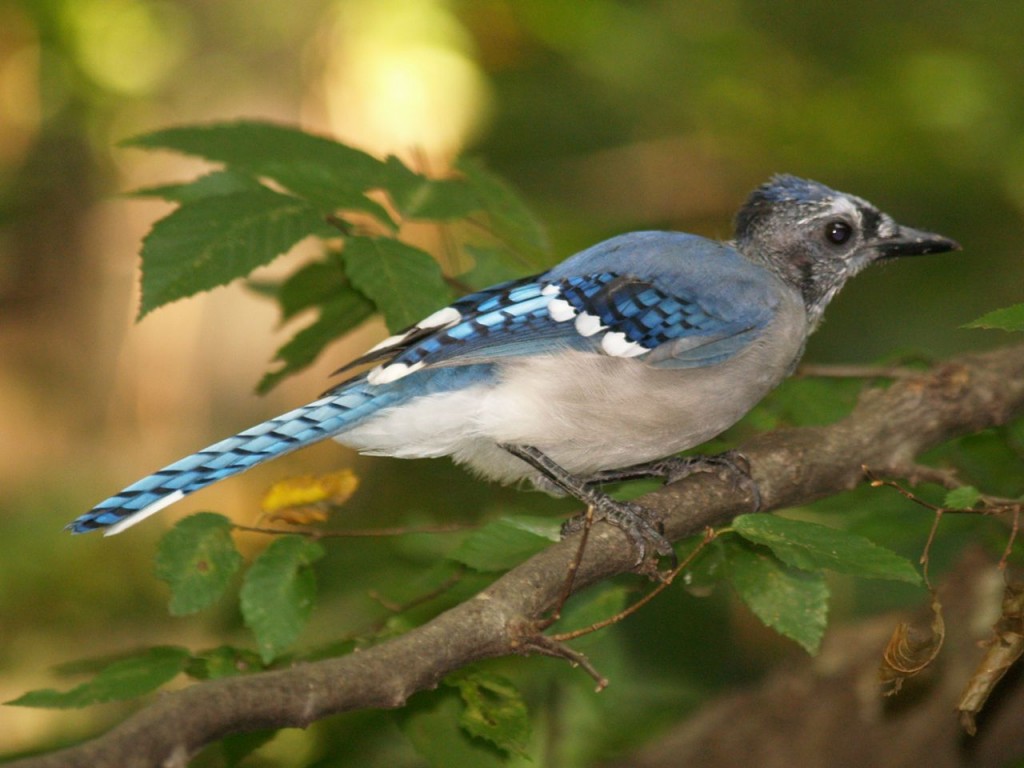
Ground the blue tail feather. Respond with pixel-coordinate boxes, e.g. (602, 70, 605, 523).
(68, 381, 399, 535)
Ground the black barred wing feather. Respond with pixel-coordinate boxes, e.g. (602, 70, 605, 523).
(349, 271, 771, 386)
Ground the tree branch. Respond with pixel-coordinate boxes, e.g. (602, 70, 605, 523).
(11, 343, 1024, 768)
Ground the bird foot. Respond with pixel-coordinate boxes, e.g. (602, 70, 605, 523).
(561, 494, 676, 565)
(502, 443, 675, 565)
(585, 450, 762, 512)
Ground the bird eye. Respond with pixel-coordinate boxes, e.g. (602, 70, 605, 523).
(825, 220, 853, 246)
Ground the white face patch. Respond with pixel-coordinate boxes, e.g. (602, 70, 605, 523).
(823, 195, 861, 221)
(876, 213, 898, 239)
(797, 194, 865, 229)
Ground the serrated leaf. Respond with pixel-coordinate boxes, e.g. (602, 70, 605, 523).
(944, 485, 982, 509)
(240, 536, 325, 663)
(724, 540, 829, 654)
(450, 516, 559, 572)
(139, 188, 335, 317)
(400, 691, 506, 768)
(131, 170, 266, 202)
(257, 286, 376, 393)
(446, 672, 530, 757)
(457, 157, 549, 260)
(964, 303, 1024, 332)
(733, 514, 921, 584)
(155, 513, 243, 616)
(7, 647, 191, 709)
(341, 236, 454, 331)
(123, 121, 393, 221)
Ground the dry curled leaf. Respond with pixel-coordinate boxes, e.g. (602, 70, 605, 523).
(261, 469, 360, 525)
(957, 582, 1024, 736)
(879, 593, 945, 696)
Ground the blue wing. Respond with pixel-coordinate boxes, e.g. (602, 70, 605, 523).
(345, 231, 781, 385)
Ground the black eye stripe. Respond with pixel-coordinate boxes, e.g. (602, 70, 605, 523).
(859, 207, 882, 239)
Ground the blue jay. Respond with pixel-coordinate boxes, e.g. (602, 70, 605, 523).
(69, 175, 958, 557)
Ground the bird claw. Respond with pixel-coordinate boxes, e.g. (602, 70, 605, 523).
(561, 496, 676, 566)
(501, 443, 677, 565)
(655, 451, 762, 511)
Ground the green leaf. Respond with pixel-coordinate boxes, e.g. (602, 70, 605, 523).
(123, 121, 393, 221)
(400, 691, 506, 768)
(256, 286, 375, 393)
(449, 516, 559, 572)
(270, 252, 352, 321)
(724, 540, 829, 654)
(446, 671, 530, 757)
(382, 156, 482, 220)
(139, 188, 335, 317)
(733, 515, 922, 584)
(944, 485, 982, 509)
(253, 251, 376, 392)
(964, 303, 1024, 332)
(240, 536, 325, 663)
(130, 170, 266, 202)
(155, 513, 244, 616)
(457, 157, 549, 260)
(7, 647, 191, 709)
(340, 236, 454, 331)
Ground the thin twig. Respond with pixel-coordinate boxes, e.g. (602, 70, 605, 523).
(865, 473, 946, 513)
(519, 635, 609, 691)
(550, 528, 717, 642)
(367, 567, 466, 615)
(537, 506, 595, 630)
(864, 468, 1024, 586)
(999, 505, 1022, 570)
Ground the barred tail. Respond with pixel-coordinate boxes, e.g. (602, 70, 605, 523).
(68, 383, 397, 535)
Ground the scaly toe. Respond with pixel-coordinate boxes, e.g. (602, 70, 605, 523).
(562, 497, 675, 566)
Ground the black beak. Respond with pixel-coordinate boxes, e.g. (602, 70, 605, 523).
(877, 225, 961, 259)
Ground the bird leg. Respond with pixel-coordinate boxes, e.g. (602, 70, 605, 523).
(581, 451, 762, 511)
(501, 444, 675, 562)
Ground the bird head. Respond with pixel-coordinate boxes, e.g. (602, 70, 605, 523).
(734, 175, 960, 325)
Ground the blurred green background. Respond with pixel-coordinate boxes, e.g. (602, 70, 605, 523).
(1, 0, 1022, 762)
